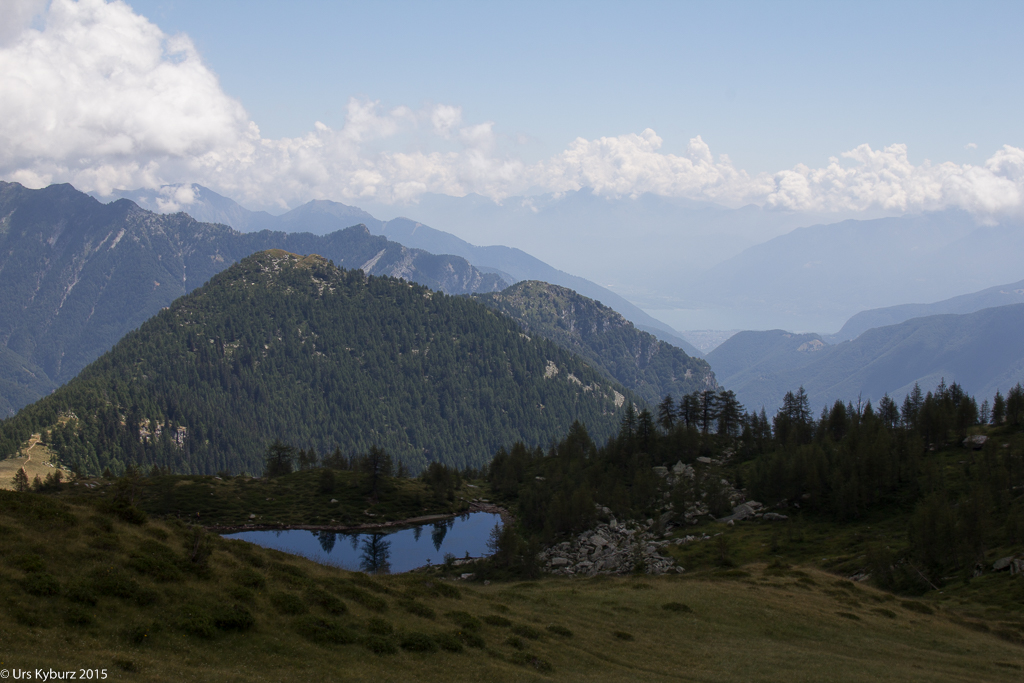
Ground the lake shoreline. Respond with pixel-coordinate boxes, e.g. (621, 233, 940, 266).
(207, 499, 511, 534)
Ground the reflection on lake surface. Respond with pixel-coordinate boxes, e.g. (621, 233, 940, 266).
(223, 512, 501, 574)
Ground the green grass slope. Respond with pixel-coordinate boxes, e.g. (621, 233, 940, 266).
(476, 281, 715, 406)
(0, 251, 630, 475)
(1, 490, 1022, 682)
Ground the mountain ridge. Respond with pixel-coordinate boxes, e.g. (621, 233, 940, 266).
(0, 250, 632, 475)
(706, 304, 1024, 414)
(474, 281, 715, 405)
(0, 181, 506, 415)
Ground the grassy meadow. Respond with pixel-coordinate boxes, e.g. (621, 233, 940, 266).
(1, 488, 1023, 682)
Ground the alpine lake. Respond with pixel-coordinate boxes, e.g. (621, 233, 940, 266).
(223, 511, 502, 574)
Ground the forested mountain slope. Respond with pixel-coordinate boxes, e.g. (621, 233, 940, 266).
(707, 304, 1024, 414)
(0, 182, 505, 415)
(0, 251, 630, 475)
(474, 281, 714, 405)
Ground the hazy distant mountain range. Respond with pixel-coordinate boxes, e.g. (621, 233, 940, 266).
(107, 184, 1024, 336)
(707, 304, 1024, 414)
(827, 278, 1024, 343)
(104, 184, 702, 356)
(686, 211, 1024, 332)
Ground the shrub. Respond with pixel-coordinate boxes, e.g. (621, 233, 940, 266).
(332, 583, 388, 612)
(63, 606, 94, 626)
(24, 572, 60, 597)
(184, 526, 212, 572)
(435, 631, 464, 653)
(446, 610, 482, 631)
(128, 541, 183, 581)
(228, 586, 255, 603)
(401, 600, 436, 620)
(900, 600, 934, 615)
(293, 616, 356, 645)
(483, 615, 511, 627)
(546, 624, 573, 637)
(366, 617, 394, 636)
(362, 635, 397, 655)
(269, 591, 308, 615)
(511, 624, 542, 640)
(613, 630, 634, 641)
(456, 629, 485, 648)
(510, 652, 553, 673)
(400, 631, 437, 653)
(11, 553, 46, 573)
(66, 583, 98, 606)
(89, 566, 140, 599)
(123, 623, 153, 646)
(212, 604, 255, 631)
(662, 602, 692, 613)
(178, 606, 216, 639)
(233, 567, 266, 589)
(306, 587, 347, 615)
(134, 587, 160, 606)
(504, 635, 526, 650)
(872, 608, 897, 619)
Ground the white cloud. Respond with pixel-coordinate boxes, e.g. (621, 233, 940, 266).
(0, 0, 48, 46)
(1, 0, 1023, 220)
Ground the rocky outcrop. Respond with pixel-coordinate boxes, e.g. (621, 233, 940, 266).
(992, 553, 1024, 575)
(537, 518, 684, 576)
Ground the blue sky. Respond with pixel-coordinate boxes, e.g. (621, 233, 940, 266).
(125, 0, 1023, 173)
(1, 0, 1022, 215)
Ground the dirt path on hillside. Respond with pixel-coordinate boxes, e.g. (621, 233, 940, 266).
(0, 434, 68, 490)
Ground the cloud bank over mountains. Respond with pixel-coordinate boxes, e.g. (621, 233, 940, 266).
(2, 0, 1022, 217)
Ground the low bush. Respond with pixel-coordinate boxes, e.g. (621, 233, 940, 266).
(400, 631, 437, 653)
(446, 610, 482, 631)
(293, 616, 357, 645)
(435, 631, 464, 652)
(662, 602, 692, 613)
(305, 587, 347, 615)
(366, 617, 394, 636)
(24, 572, 60, 597)
(269, 591, 308, 615)
(362, 635, 397, 655)
(401, 599, 436, 620)
(212, 604, 255, 631)
(510, 652, 553, 673)
(510, 624, 542, 640)
(546, 624, 573, 637)
(233, 567, 266, 589)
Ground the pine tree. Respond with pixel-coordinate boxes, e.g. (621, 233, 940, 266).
(656, 395, 676, 431)
(11, 467, 29, 492)
(992, 390, 1006, 425)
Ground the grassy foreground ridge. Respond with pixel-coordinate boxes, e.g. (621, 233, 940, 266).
(1, 490, 1023, 682)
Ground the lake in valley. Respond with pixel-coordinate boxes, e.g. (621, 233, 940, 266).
(223, 511, 502, 573)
